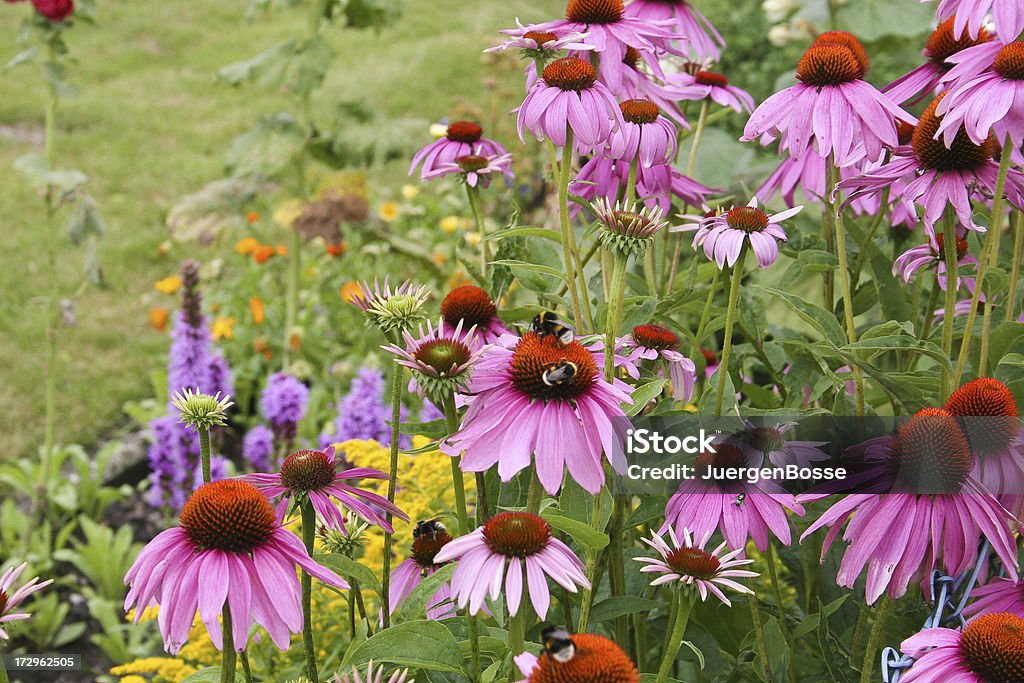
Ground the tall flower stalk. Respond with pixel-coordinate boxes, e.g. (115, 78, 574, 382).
(716, 247, 746, 417)
(940, 209, 960, 395)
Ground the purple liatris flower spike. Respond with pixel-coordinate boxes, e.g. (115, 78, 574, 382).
(242, 424, 275, 471)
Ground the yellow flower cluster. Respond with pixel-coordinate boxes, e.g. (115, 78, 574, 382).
(111, 437, 463, 682)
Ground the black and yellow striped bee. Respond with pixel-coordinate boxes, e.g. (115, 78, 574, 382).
(542, 360, 578, 387)
(532, 311, 575, 345)
(541, 626, 576, 663)
(413, 519, 447, 540)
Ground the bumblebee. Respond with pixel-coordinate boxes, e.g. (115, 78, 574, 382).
(532, 311, 575, 345)
(541, 626, 576, 663)
(542, 360, 578, 387)
(413, 519, 447, 540)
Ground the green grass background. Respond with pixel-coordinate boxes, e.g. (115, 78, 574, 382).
(0, 0, 794, 458)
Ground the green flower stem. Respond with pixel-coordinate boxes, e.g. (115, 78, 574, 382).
(526, 468, 545, 515)
(607, 493, 630, 653)
(221, 604, 237, 683)
(694, 267, 721, 349)
(954, 138, 1014, 383)
(555, 130, 588, 331)
(300, 499, 319, 683)
(749, 595, 773, 682)
(851, 186, 890, 285)
(827, 159, 865, 415)
(508, 602, 527, 683)
(199, 428, 213, 484)
(715, 247, 747, 417)
(919, 273, 942, 347)
(766, 542, 796, 683)
(1006, 210, 1024, 322)
(859, 596, 892, 683)
(380, 363, 404, 629)
(239, 651, 252, 683)
(0, 650, 9, 683)
(466, 184, 489, 281)
(442, 392, 481, 683)
(665, 99, 711, 296)
(656, 590, 693, 683)
(575, 491, 605, 633)
(940, 209, 959, 396)
(605, 252, 629, 383)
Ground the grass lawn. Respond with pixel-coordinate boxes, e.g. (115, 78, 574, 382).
(0, 0, 566, 458)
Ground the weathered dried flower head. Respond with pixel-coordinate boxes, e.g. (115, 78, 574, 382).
(171, 388, 233, 431)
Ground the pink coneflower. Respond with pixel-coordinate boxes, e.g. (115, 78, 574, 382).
(124, 480, 348, 652)
(800, 408, 1020, 604)
(635, 527, 757, 606)
(487, 19, 593, 54)
(663, 442, 806, 552)
(624, 0, 725, 60)
(572, 155, 717, 214)
(517, 56, 623, 153)
(409, 122, 508, 180)
(893, 231, 977, 288)
(0, 563, 53, 641)
(665, 69, 754, 113)
(514, 632, 640, 683)
(936, 41, 1024, 149)
(242, 446, 408, 534)
(946, 378, 1024, 499)
(618, 46, 690, 128)
(432, 511, 589, 617)
(525, 0, 681, 93)
(931, 0, 1024, 43)
(440, 285, 509, 345)
(964, 578, 1024, 620)
(608, 98, 678, 167)
(423, 150, 515, 188)
(738, 420, 829, 468)
(684, 197, 802, 269)
(441, 332, 632, 494)
(383, 318, 484, 402)
(897, 613, 1024, 682)
(839, 94, 1024, 232)
(884, 17, 992, 105)
(617, 324, 696, 402)
(743, 38, 912, 166)
(388, 522, 455, 620)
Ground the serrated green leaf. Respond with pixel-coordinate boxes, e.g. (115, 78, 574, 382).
(755, 285, 847, 347)
(314, 553, 382, 597)
(626, 379, 668, 416)
(589, 596, 662, 622)
(343, 620, 464, 673)
(541, 510, 609, 552)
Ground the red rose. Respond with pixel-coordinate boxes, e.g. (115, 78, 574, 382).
(31, 0, 73, 21)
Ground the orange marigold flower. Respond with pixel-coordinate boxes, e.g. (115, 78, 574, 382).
(211, 316, 236, 340)
(340, 281, 364, 304)
(326, 243, 347, 257)
(276, 244, 289, 256)
(154, 275, 182, 295)
(253, 245, 276, 263)
(246, 211, 260, 224)
(148, 307, 169, 332)
(250, 297, 265, 325)
(253, 336, 273, 360)
(288, 331, 301, 351)
(236, 237, 261, 256)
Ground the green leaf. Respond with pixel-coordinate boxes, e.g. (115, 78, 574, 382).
(589, 597, 662, 622)
(180, 667, 222, 682)
(989, 322, 1024, 368)
(344, 620, 464, 673)
(754, 285, 847, 347)
(541, 510, 609, 552)
(225, 115, 307, 178)
(840, 0, 933, 40)
(14, 154, 88, 193)
(490, 260, 568, 283)
(393, 563, 456, 624)
(218, 41, 295, 87)
(484, 226, 560, 243)
(287, 36, 335, 96)
(66, 196, 106, 245)
(840, 335, 951, 373)
(314, 553, 383, 597)
(626, 379, 668, 416)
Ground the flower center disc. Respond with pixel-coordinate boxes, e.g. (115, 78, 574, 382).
(414, 338, 473, 375)
(482, 511, 551, 557)
(927, 17, 990, 66)
(632, 324, 678, 351)
(934, 233, 969, 260)
(620, 99, 660, 125)
(180, 480, 277, 553)
(622, 46, 641, 69)
(813, 31, 870, 76)
(524, 30, 558, 46)
(745, 427, 786, 453)
(442, 285, 498, 330)
(509, 333, 598, 401)
(945, 378, 1020, 455)
(796, 44, 862, 87)
(543, 57, 598, 91)
(994, 42, 1024, 80)
(695, 71, 729, 87)
(726, 206, 770, 233)
(890, 408, 973, 494)
(912, 93, 996, 172)
(446, 121, 483, 143)
(960, 613, 1024, 683)
(411, 531, 453, 567)
(280, 449, 337, 492)
(0, 591, 8, 615)
(566, 0, 624, 24)
(457, 155, 489, 173)
(530, 633, 640, 683)
(665, 546, 722, 580)
(694, 443, 747, 481)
